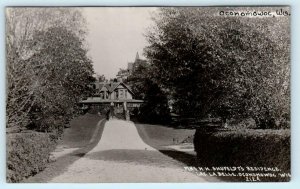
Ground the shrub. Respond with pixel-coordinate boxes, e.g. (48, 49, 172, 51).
(194, 128, 290, 181)
(27, 116, 64, 133)
(6, 132, 57, 182)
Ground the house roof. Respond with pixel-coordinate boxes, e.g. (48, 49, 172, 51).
(93, 81, 134, 95)
(79, 97, 143, 104)
(93, 82, 105, 90)
(108, 82, 134, 95)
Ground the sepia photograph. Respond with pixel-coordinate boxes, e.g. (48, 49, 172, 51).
(6, 6, 290, 183)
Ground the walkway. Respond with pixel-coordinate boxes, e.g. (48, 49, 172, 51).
(50, 119, 207, 182)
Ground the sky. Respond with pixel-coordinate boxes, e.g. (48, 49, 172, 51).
(83, 8, 157, 79)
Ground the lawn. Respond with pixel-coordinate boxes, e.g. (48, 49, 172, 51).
(135, 121, 290, 182)
(135, 123, 201, 168)
(61, 113, 104, 148)
(135, 123, 196, 149)
(23, 113, 106, 182)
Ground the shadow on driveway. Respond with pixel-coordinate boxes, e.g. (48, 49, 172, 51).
(23, 116, 106, 183)
(85, 149, 183, 168)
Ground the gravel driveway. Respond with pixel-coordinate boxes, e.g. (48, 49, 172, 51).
(50, 119, 207, 182)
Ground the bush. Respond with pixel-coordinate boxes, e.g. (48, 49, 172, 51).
(87, 104, 110, 115)
(194, 128, 290, 181)
(27, 116, 64, 133)
(137, 109, 171, 125)
(6, 132, 57, 182)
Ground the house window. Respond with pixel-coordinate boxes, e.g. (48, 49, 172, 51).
(120, 90, 124, 99)
(115, 90, 118, 99)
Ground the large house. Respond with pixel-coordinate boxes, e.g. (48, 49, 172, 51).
(79, 81, 143, 117)
(79, 52, 146, 119)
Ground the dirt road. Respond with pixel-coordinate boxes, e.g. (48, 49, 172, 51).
(50, 119, 207, 182)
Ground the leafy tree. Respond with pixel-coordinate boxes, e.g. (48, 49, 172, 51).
(145, 8, 290, 128)
(127, 60, 150, 99)
(26, 27, 94, 131)
(6, 8, 94, 131)
(127, 61, 171, 124)
(6, 8, 87, 60)
(97, 74, 106, 82)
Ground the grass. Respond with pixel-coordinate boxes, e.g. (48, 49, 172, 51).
(135, 123, 197, 165)
(60, 113, 104, 148)
(135, 122, 220, 182)
(135, 123, 195, 148)
(135, 121, 291, 182)
(23, 113, 106, 183)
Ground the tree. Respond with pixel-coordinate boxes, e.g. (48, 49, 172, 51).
(97, 74, 106, 82)
(26, 27, 94, 131)
(127, 61, 171, 124)
(6, 8, 87, 62)
(145, 8, 290, 128)
(6, 8, 94, 131)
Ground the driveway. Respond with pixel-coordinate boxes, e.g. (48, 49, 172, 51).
(50, 119, 207, 182)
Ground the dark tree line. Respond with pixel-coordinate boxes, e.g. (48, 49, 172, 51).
(6, 8, 94, 133)
(127, 60, 171, 124)
(130, 7, 290, 129)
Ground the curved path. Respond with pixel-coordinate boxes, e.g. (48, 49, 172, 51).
(50, 119, 207, 182)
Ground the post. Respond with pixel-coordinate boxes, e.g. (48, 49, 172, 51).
(110, 102, 114, 119)
(123, 101, 127, 111)
(124, 102, 130, 121)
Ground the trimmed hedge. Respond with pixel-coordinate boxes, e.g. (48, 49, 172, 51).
(194, 128, 290, 178)
(7, 132, 57, 182)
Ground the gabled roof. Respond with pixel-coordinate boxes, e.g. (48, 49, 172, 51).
(104, 82, 118, 92)
(100, 85, 108, 91)
(93, 82, 105, 90)
(108, 82, 134, 95)
(98, 83, 104, 90)
(94, 81, 134, 95)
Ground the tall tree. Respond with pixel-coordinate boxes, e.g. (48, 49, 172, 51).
(127, 62, 171, 124)
(6, 8, 93, 131)
(145, 7, 290, 128)
(26, 27, 94, 131)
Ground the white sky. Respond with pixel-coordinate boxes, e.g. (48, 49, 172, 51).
(83, 8, 157, 79)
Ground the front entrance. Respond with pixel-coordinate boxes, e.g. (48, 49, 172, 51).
(114, 102, 125, 119)
(107, 102, 128, 120)
(82, 101, 141, 121)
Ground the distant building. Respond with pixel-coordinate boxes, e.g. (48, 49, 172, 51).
(128, 52, 147, 73)
(116, 52, 147, 82)
(116, 69, 129, 82)
(127, 62, 133, 73)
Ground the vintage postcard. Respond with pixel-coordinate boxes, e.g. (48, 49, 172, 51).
(6, 6, 290, 183)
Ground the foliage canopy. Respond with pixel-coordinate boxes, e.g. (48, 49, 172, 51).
(6, 8, 94, 132)
(144, 8, 290, 128)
